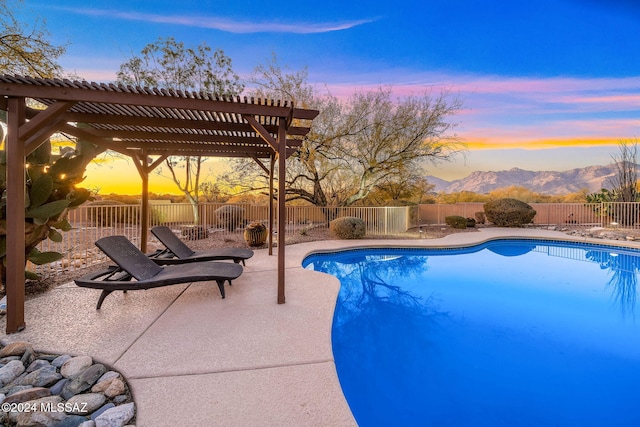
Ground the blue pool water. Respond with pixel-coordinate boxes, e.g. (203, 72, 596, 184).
(302, 239, 640, 427)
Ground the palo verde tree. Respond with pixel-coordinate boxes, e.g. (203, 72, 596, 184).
(221, 57, 464, 213)
(117, 37, 244, 224)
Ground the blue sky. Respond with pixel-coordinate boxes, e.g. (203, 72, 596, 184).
(15, 0, 640, 181)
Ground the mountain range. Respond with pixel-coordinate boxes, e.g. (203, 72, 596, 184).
(426, 164, 624, 195)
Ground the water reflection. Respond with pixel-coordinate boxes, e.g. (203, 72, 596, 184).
(585, 249, 638, 318)
(307, 252, 447, 424)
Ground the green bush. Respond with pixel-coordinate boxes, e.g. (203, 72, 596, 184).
(445, 215, 468, 229)
(484, 198, 536, 227)
(329, 217, 366, 239)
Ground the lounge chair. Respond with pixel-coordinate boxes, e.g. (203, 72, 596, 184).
(150, 226, 253, 266)
(74, 235, 243, 309)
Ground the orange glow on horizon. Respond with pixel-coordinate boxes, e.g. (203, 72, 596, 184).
(464, 137, 621, 150)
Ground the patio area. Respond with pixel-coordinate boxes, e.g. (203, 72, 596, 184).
(1, 227, 637, 426)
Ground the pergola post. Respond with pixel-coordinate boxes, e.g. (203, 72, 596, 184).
(277, 120, 287, 304)
(5, 97, 27, 333)
(268, 153, 275, 256)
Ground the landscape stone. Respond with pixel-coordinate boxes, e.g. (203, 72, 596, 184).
(56, 414, 93, 427)
(52, 355, 72, 368)
(94, 402, 135, 427)
(21, 346, 36, 366)
(67, 392, 106, 415)
(15, 409, 66, 427)
(62, 364, 106, 400)
(95, 371, 119, 385)
(26, 359, 50, 373)
(49, 378, 68, 395)
(90, 403, 115, 420)
(0, 360, 26, 386)
(103, 379, 125, 398)
(3, 386, 51, 404)
(0, 342, 33, 357)
(17, 365, 62, 387)
(60, 356, 93, 379)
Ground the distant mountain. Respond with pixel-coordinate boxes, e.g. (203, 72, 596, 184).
(426, 164, 624, 195)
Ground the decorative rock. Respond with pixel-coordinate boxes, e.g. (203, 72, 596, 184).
(94, 402, 135, 427)
(27, 359, 51, 373)
(49, 378, 69, 395)
(55, 414, 92, 427)
(67, 392, 107, 415)
(0, 385, 33, 396)
(0, 342, 134, 427)
(0, 342, 33, 357)
(15, 409, 66, 427)
(95, 371, 119, 385)
(112, 395, 128, 404)
(103, 379, 125, 398)
(0, 360, 26, 386)
(62, 364, 106, 399)
(92, 377, 125, 397)
(16, 365, 62, 387)
(3, 386, 51, 404)
(90, 403, 115, 420)
(52, 355, 72, 368)
(0, 356, 21, 364)
(21, 346, 36, 367)
(60, 356, 93, 379)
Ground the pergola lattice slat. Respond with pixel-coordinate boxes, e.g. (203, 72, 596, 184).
(0, 75, 319, 333)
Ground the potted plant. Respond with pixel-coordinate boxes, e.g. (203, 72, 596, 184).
(244, 222, 268, 247)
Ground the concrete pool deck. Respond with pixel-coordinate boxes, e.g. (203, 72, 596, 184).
(1, 227, 639, 426)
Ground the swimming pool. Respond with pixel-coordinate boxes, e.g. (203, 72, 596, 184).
(303, 239, 640, 427)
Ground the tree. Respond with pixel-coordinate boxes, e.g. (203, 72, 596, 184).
(221, 57, 464, 212)
(0, 0, 67, 142)
(0, 0, 66, 78)
(586, 139, 640, 225)
(607, 139, 639, 203)
(117, 37, 244, 224)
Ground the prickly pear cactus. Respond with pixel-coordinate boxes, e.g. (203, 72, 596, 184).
(0, 137, 105, 288)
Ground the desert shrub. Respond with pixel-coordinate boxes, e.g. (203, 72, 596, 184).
(445, 215, 468, 229)
(329, 217, 366, 239)
(180, 225, 209, 240)
(466, 217, 477, 227)
(214, 205, 245, 231)
(86, 200, 139, 226)
(474, 211, 486, 224)
(484, 198, 536, 227)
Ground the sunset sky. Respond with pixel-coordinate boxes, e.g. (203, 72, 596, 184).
(14, 0, 640, 193)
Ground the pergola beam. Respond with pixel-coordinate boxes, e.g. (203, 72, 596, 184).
(58, 110, 311, 136)
(0, 75, 319, 333)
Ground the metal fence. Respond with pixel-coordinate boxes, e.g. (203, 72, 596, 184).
(34, 203, 419, 278)
(36, 201, 640, 280)
(417, 202, 638, 228)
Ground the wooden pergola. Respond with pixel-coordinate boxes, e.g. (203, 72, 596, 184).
(0, 75, 319, 333)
